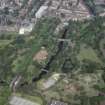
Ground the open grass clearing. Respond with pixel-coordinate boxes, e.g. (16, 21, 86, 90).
(77, 44, 103, 64)
(0, 40, 12, 47)
(14, 93, 43, 105)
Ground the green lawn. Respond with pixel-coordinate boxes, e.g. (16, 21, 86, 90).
(0, 86, 11, 105)
(77, 45, 102, 64)
(15, 93, 44, 105)
(0, 40, 12, 47)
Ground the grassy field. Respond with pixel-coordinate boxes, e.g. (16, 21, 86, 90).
(0, 40, 12, 47)
(15, 92, 44, 105)
(0, 86, 11, 105)
(77, 45, 102, 64)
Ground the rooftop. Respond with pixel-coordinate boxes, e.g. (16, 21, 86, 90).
(49, 100, 68, 105)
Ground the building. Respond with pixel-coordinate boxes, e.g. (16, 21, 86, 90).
(19, 23, 34, 35)
(49, 100, 68, 105)
(44, 0, 91, 21)
(42, 73, 60, 89)
(35, 6, 48, 19)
